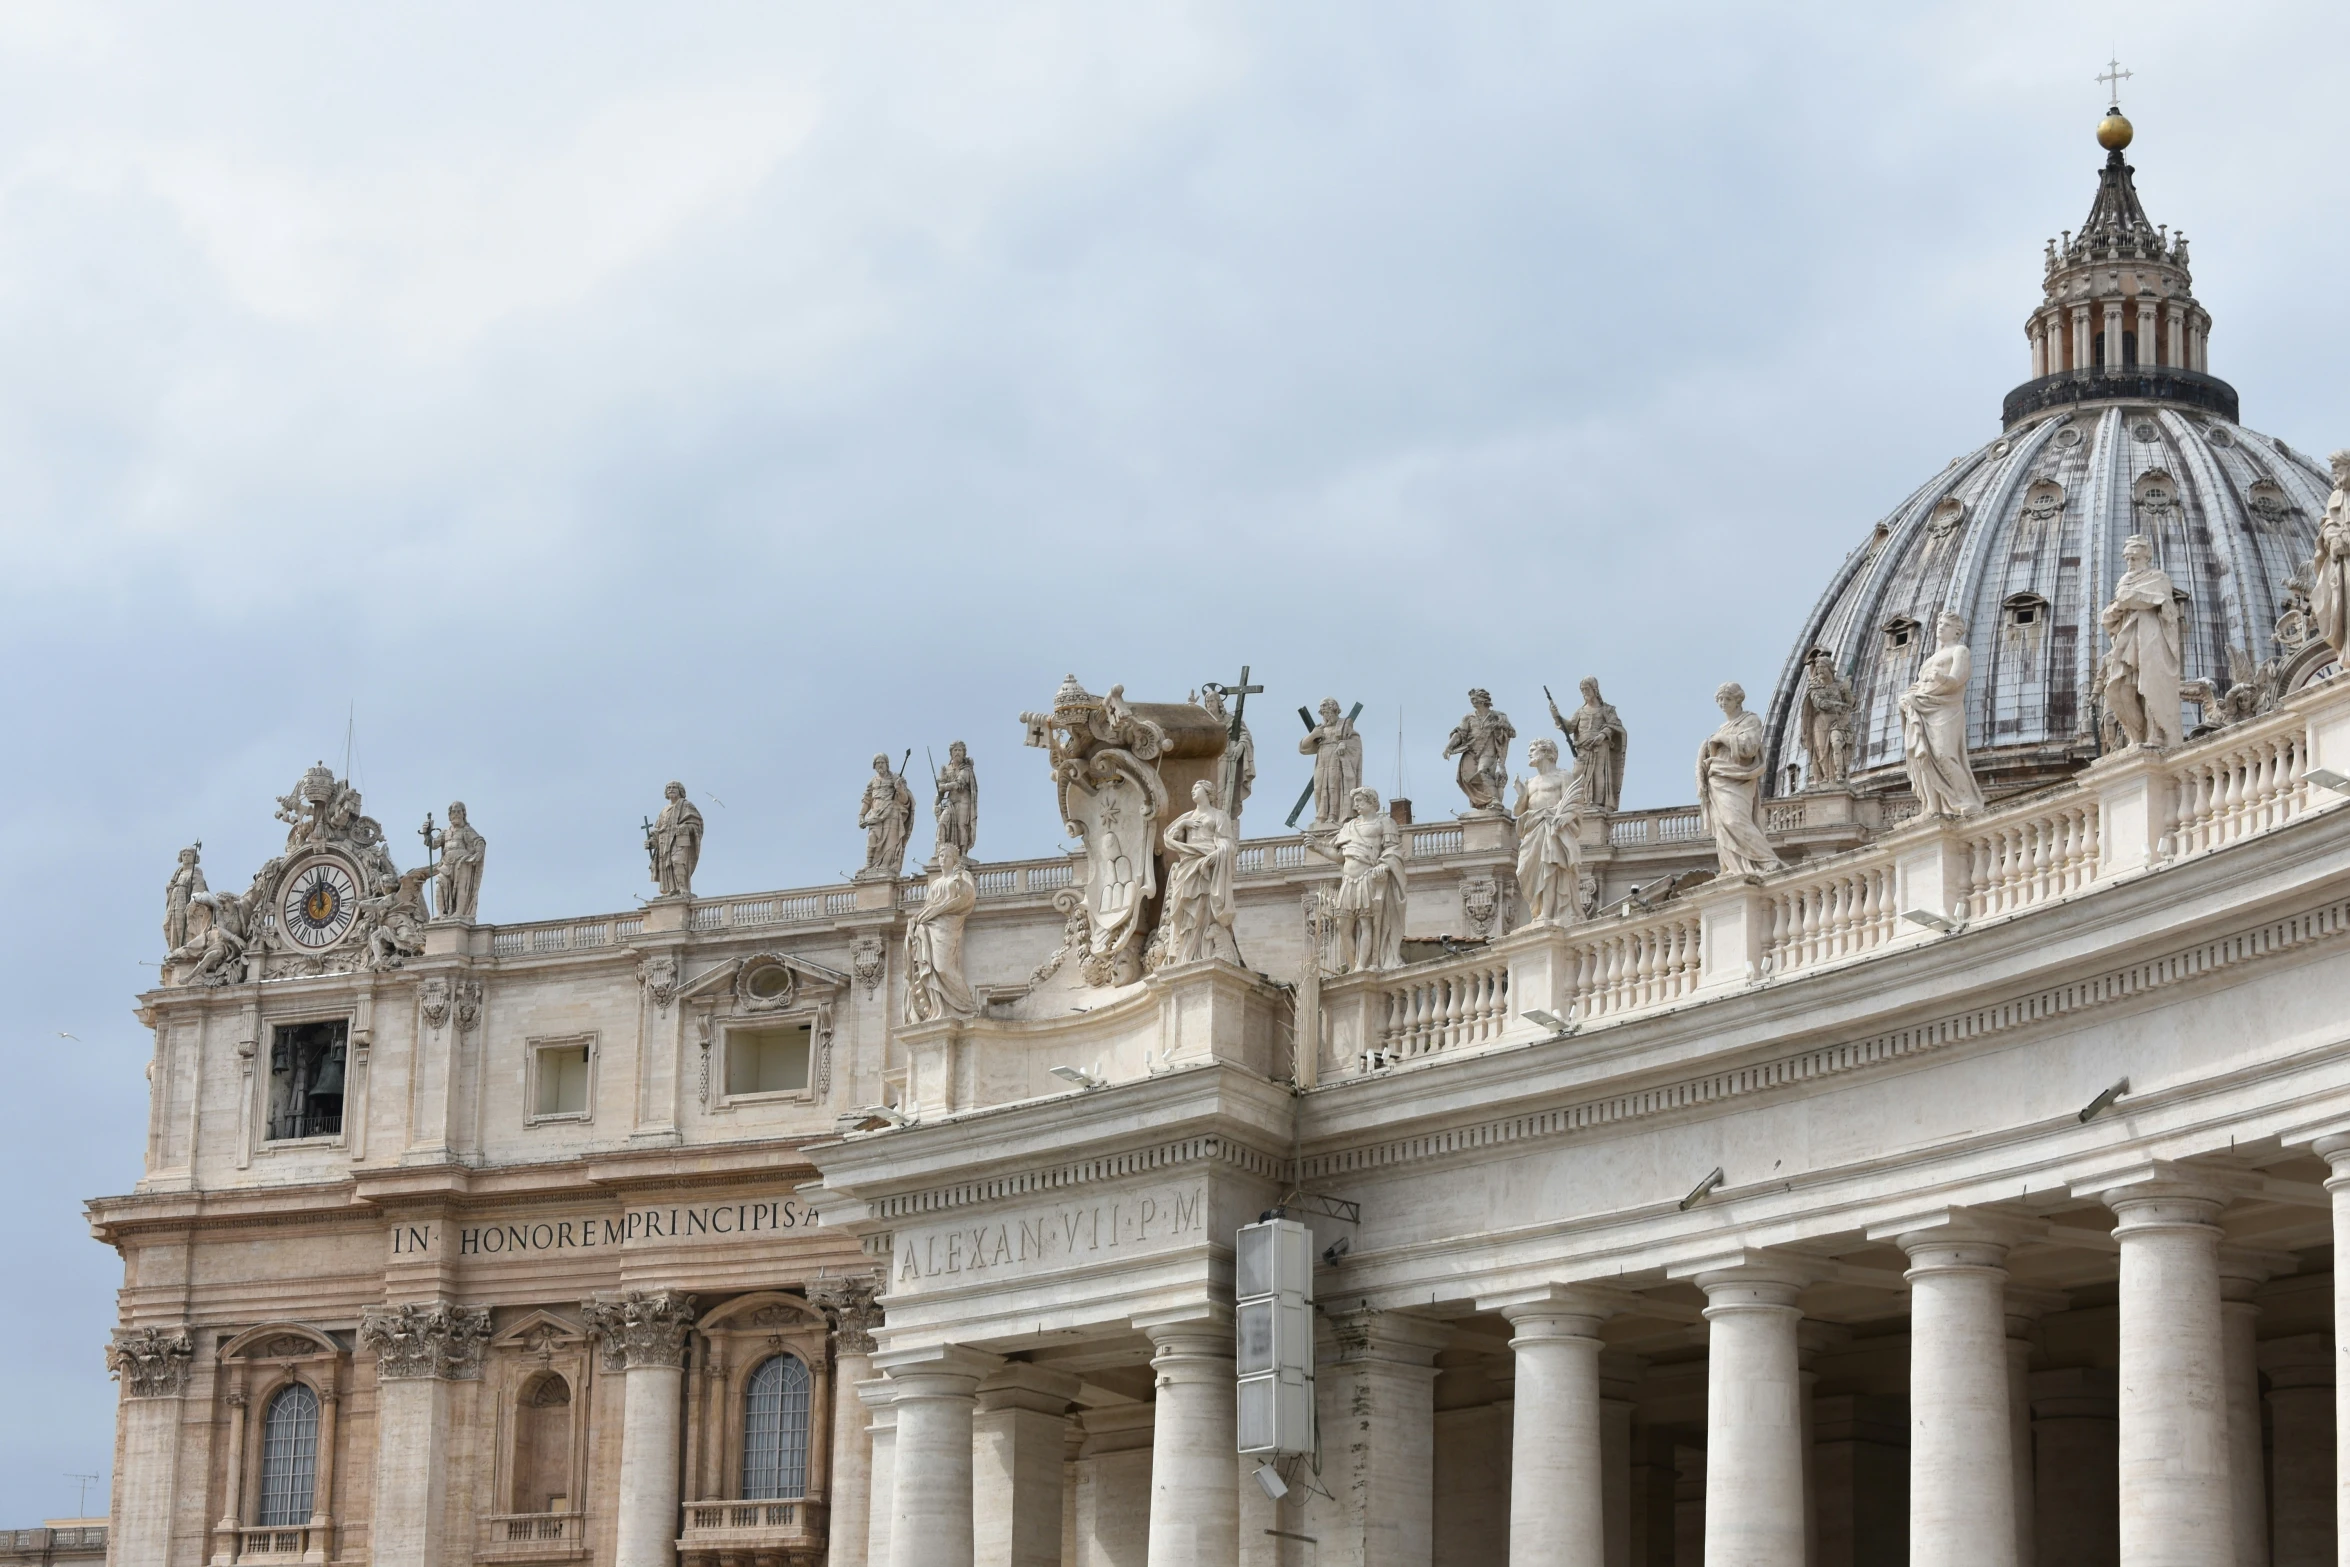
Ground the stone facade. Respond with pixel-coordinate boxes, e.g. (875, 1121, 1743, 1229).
(92, 106, 2350, 1567)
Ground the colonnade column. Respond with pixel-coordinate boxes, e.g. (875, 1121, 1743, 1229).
(860, 1378, 901, 1567)
(2102, 1173, 2233, 1565)
(976, 1364, 1081, 1567)
(2004, 1294, 2063, 1567)
(2315, 1134, 2350, 1561)
(2262, 1336, 2335, 1567)
(880, 1346, 1001, 1567)
(1491, 1289, 1612, 1567)
(2218, 1255, 2275, 1567)
(1144, 1320, 1238, 1567)
(1692, 1258, 1810, 1567)
(1306, 1309, 1448, 1567)
(359, 1300, 492, 1567)
(1894, 1223, 2018, 1567)
(581, 1289, 697, 1567)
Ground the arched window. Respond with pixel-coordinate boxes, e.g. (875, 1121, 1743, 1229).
(740, 1355, 812, 1500)
(257, 1383, 320, 1526)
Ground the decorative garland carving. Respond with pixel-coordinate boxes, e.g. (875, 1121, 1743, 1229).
(358, 1302, 491, 1381)
(580, 1288, 697, 1372)
(105, 1326, 194, 1398)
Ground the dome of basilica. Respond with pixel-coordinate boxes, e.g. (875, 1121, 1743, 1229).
(1762, 110, 2338, 800)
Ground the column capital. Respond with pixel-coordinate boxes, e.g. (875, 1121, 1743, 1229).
(854, 1372, 900, 1427)
(1481, 1282, 1633, 1338)
(1317, 1307, 1452, 1368)
(1135, 1310, 1232, 1361)
(2257, 1332, 2335, 1391)
(1672, 1249, 1815, 1311)
(873, 1342, 1003, 1399)
(2073, 1162, 2231, 1229)
(976, 1361, 1083, 1416)
(810, 1273, 885, 1357)
(105, 1325, 194, 1399)
(358, 1300, 491, 1381)
(579, 1287, 697, 1372)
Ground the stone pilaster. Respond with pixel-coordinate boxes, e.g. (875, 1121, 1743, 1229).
(1304, 1309, 1447, 1567)
(582, 1289, 697, 1567)
(816, 1277, 885, 1567)
(2315, 1132, 2350, 1565)
(360, 1302, 490, 1567)
(106, 1327, 192, 1567)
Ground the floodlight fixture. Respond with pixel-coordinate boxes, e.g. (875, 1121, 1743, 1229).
(1321, 1236, 1351, 1267)
(1678, 1166, 1727, 1212)
(1362, 1048, 1395, 1075)
(2077, 1077, 2130, 1124)
(1253, 1464, 1290, 1502)
(837, 1103, 914, 1131)
(1902, 908, 1961, 933)
(1522, 1008, 1574, 1036)
(2306, 769, 2350, 795)
(1049, 1062, 1106, 1090)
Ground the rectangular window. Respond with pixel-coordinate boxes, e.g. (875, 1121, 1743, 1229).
(534, 1044, 593, 1118)
(266, 1020, 348, 1142)
(725, 1023, 812, 1098)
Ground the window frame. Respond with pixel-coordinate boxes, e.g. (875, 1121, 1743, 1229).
(715, 1017, 819, 1109)
(255, 1380, 321, 1527)
(739, 1352, 815, 1501)
(524, 1033, 599, 1126)
(258, 1012, 354, 1151)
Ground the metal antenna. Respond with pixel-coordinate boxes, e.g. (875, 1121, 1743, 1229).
(343, 701, 354, 780)
(66, 1472, 100, 1517)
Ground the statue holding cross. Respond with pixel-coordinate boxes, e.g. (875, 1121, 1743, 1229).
(1196, 666, 1261, 819)
(1292, 697, 1365, 831)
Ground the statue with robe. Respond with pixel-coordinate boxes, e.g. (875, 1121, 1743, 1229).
(163, 845, 207, 954)
(1196, 687, 1255, 819)
(903, 843, 977, 1025)
(858, 754, 915, 879)
(1444, 689, 1516, 814)
(1548, 677, 1627, 813)
(1307, 787, 1408, 971)
(2099, 534, 2185, 748)
(1161, 779, 1240, 965)
(1299, 698, 1364, 830)
(1513, 740, 1593, 928)
(425, 802, 486, 922)
(1695, 683, 1781, 877)
(646, 782, 704, 898)
(1799, 650, 1858, 787)
(2309, 450, 2350, 663)
(1899, 611, 1985, 817)
(933, 741, 978, 862)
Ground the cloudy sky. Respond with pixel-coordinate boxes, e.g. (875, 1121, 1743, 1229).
(2, 0, 2345, 1522)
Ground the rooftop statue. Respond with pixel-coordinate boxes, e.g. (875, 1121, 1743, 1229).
(2309, 451, 2350, 664)
(2100, 534, 2185, 748)
(931, 741, 978, 865)
(1548, 677, 1627, 813)
(1514, 739, 1593, 929)
(1900, 611, 1986, 817)
(1696, 683, 1780, 877)
(162, 844, 206, 955)
(646, 781, 704, 898)
(422, 802, 486, 923)
(1194, 685, 1256, 820)
(1161, 779, 1240, 966)
(858, 754, 915, 881)
(904, 843, 978, 1025)
(1297, 697, 1364, 831)
(1444, 689, 1515, 816)
(1306, 786, 1407, 972)
(1798, 652, 1858, 788)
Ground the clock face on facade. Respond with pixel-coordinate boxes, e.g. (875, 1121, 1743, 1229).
(280, 859, 361, 949)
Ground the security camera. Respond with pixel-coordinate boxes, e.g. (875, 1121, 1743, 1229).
(1321, 1236, 1351, 1267)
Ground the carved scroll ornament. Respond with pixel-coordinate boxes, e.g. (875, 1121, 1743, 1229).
(106, 1326, 194, 1398)
(358, 1301, 491, 1381)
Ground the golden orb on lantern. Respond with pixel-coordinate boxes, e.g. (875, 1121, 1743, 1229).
(2096, 109, 2134, 152)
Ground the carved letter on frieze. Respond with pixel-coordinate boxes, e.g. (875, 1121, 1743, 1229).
(106, 1326, 194, 1398)
(809, 1275, 884, 1358)
(579, 1288, 698, 1373)
(358, 1302, 492, 1381)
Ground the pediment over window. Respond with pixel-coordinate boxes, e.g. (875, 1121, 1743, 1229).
(220, 1323, 343, 1362)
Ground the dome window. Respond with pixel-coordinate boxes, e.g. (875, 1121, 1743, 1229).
(1926, 497, 1967, 536)
(2133, 470, 2180, 522)
(1884, 616, 1922, 651)
(2003, 592, 2049, 629)
(2245, 481, 2296, 532)
(2020, 479, 2067, 528)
